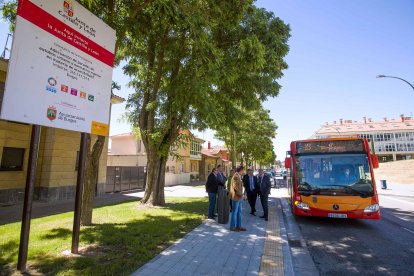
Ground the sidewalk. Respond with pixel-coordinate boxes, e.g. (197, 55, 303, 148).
(133, 189, 288, 276)
(376, 182, 414, 197)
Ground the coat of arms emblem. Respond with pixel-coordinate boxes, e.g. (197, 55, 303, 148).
(47, 106, 57, 121)
(63, 1, 74, 17)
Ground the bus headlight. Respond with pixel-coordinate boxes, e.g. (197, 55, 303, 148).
(295, 201, 310, 210)
(364, 204, 379, 213)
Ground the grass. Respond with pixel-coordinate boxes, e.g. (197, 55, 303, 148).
(0, 197, 208, 275)
(193, 185, 206, 189)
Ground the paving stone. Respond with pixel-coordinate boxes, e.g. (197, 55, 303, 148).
(133, 196, 284, 276)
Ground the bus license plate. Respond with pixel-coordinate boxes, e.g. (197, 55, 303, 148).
(328, 213, 347, 218)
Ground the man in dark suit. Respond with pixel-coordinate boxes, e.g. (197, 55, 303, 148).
(258, 169, 271, 221)
(205, 167, 219, 219)
(243, 169, 258, 215)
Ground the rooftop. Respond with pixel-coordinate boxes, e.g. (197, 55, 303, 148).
(315, 115, 414, 135)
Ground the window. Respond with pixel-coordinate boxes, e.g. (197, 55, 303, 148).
(385, 144, 395, 152)
(190, 141, 201, 156)
(375, 134, 384, 142)
(407, 143, 414, 151)
(397, 143, 407, 152)
(1, 147, 25, 171)
(395, 133, 406, 141)
(383, 133, 392, 141)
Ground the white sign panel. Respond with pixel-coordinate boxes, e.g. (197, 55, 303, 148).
(0, 0, 116, 136)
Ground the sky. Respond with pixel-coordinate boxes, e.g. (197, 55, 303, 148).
(1, 0, 413, 161)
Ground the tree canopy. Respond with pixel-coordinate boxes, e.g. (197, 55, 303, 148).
(1, 0, 290, 206)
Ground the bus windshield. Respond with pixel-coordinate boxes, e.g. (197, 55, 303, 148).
(295, 154, 374, 196)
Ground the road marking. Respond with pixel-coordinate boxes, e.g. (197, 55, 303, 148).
(402, 227, 414, 235)
(380, 195, 414, 206)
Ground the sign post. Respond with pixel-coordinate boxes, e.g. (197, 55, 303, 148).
(0, 0, 116, 271)
(16, 125, 41, 272)
(72, 132, 87, 254)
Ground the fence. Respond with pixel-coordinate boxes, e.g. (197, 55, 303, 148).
(105, 166, 146, 193)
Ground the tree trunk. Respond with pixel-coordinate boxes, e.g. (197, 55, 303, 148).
(141, 152, 167, 206)
(81, 135, 105, 226)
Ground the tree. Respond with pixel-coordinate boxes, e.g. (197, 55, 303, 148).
(215, 107, 277, 168)
(257, 150, 276, 168)
(123, 3, 290, 205)
(2, 1, 290, 207)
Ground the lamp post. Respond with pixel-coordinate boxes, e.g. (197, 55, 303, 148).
(376, 75, 414, 91)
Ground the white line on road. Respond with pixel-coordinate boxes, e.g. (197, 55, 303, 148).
(380, 195, 414, 206)
(402, 227, 414, 235)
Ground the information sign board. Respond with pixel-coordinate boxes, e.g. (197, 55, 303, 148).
(0, 0, 116, 135)
(296, 139, 366, 154)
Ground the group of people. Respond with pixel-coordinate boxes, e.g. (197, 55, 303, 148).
(205, 165, 272, 232)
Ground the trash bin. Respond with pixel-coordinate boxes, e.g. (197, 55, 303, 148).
(380, 180, 387, 189)
(217, 186, 229, 224)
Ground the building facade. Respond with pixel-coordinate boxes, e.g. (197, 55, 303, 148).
(312, 115, 414, 162)
(199, 144, 231, 181)
(108, 130, 205, 188)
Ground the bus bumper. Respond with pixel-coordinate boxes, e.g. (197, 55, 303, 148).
(293, 206, 380, 220)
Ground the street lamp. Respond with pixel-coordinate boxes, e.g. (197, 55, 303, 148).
(376, 75, 414, 91)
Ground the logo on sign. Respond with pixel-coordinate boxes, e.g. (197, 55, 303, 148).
(46, 77, 57, 93)
(70, 88, 78, 96)
(88, 94, 94, 102)
(47, 106, 57, 121)
(63, 1, 74, 17)
(61, 84, 69, 93)
(48, 77, 57, 86)
(80, 91, 87, 99)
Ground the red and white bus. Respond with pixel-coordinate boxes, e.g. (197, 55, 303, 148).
(285, 138, 380, 219)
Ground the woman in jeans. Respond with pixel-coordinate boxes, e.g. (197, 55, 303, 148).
(229, 166, 246, 232)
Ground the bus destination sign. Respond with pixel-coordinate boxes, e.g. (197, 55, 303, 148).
(296, 140, 365, 154)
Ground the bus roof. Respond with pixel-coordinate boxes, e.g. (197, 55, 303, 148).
(290, 137, 362, 144)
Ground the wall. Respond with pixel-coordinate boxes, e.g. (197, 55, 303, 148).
(107, 155, 147, 167)
(0, 121, 32, 204)
(35, 128, 108, 201)
(165, 172, 191, 186)
(0, 124, 108, 204)
(110, 135, 139, 155)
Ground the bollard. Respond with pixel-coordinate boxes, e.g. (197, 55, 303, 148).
(217, 186, 229, 224)
(380, 180, 387, 189)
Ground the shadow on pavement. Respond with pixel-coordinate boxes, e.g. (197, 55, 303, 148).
(0, 192, 143, 225)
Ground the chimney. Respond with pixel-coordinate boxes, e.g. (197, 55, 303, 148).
(340, 118, 343, 125)
(368, 118, 372, 122)
(383, 117, 387, 122)
(208, 141, 211, 149)
(400, 114, 405, 122)
(363, 117, 367, 124)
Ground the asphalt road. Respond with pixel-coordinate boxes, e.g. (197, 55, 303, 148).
(278, 180, 414, 276)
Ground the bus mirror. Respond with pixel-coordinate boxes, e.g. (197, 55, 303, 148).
(372, 154, 379, 169)
(285, 157, 291, 169)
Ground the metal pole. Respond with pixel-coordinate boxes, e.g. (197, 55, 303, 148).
(377, 75, 414, 91)
(17, 125, 41, 272)
(232, 131, 237, 169)
(71, 132, 88, 254)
